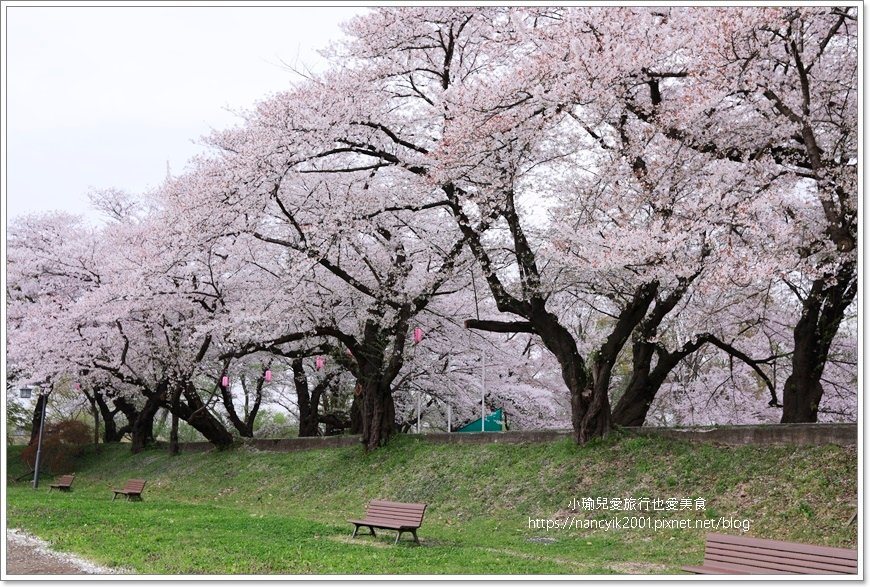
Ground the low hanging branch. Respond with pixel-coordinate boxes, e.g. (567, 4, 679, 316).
(694, 334, 781, 407)
(464, 319, 536, 334)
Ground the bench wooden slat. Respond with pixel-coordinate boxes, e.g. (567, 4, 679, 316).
(348, 519, 408, 530)
(365, 511, 424, 522)
(707, 533, 857, 559)
(366, 505, 424, 514)
(706, 545, 857, 573)
(706, 542, 859, 566)
(680, 565, 745, 575)
(368, 502, 425, 514)
(684, 533, 857, 575)
(706, 556, 838, 575)
(354, 516, 420, 525)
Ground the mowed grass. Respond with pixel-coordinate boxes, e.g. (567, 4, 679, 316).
(5, 433, 858, 575)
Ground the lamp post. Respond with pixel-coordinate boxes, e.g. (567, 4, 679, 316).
(481, 349, 486, 432)
(470, 268, 486, 432)
(32, 385, 50, 490)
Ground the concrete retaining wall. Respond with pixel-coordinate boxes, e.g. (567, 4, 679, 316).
(622, 423, 857, 447)
(174, 423, 856, 453)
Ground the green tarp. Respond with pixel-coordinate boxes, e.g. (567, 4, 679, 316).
(455, 408, 506, 433)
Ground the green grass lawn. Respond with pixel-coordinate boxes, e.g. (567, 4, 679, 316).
(5, 433, 858, 575)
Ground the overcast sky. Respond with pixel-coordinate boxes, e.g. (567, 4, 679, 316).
(4, 4, 368, 222)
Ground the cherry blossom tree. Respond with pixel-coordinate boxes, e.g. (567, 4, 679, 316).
(152, 45, 474, 449)
(620, 7, 858, 422)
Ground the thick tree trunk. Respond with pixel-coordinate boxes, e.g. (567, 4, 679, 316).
(349, 396, 362, 435)
(346, 319, 405, 450)
(781, 294, 827, 423)
(108, 400, 137, 443)
(220, 379, 254, 438)
(781, 374, 824, 423)
(781, 264, 856, 423)
(612, 342, 667, 426)
(130, 394, 161, 454)
(293, 359, 320, 437)
(531, 308, 610, 443)
(359, 377, 396, 450)
(171, 383, 234, 449)
(94, 392, 125, 443)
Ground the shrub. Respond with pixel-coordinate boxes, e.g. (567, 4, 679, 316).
(21, 419, 92, 475)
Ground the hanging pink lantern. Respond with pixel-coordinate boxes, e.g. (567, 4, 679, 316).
(413, 327, 424, 344)
(315, 356, 325, 370)
(221, 375, 229, 387)
(73, 382, 81, 390)
(264, 369, 272, 382)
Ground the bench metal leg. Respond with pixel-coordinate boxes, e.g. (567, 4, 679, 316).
(351, 525, 376, 539)
(394, 530, 420, 545)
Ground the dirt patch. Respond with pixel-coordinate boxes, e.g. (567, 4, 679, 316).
(328, 535, 394, 548)
(5, 528, 128, 576)
(607, 560, 670, 574)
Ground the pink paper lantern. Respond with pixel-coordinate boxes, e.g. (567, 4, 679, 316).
(73, 382, 81, 390)
(315, 356, 325, 370)
(264, 369, 272, 383)
(413, 327, 424, 344)
(221, 375, 229, 388)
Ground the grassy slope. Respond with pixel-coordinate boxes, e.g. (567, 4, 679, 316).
(5, 433, 858, 575)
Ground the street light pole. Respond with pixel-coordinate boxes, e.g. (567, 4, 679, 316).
(32, 388, 49, 489)
(481, 349, 486, 432)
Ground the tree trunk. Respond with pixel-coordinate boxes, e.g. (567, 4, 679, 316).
(130, 394, 162, 454)
(294, 359, 338, 437)
(219, 378, 254, 437)
(612, 342, 661, 426)
(340, 318, 406, 450)
(169, 413, 180, 456)
(781, 264, 856, 422)
(531, 307, 610, 443)
(293, 359, 320, 437)
(349, 395, 362, 434)
(111, 396, 140, 442)
(169, 383, 234, 449)
(94, 391, 125, 443)
(359, 376, 396, 450)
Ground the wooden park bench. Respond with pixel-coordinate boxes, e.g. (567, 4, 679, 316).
(683, 533, 858, 575)
(48, 474, 75, 492)
(112, 479, 146, 501)
(348, 500, 427, 545)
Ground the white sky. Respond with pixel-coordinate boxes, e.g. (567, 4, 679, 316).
(3, 3, 369, 222)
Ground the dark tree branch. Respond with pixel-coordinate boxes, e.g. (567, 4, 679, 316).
(464, 319, 536, 334)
